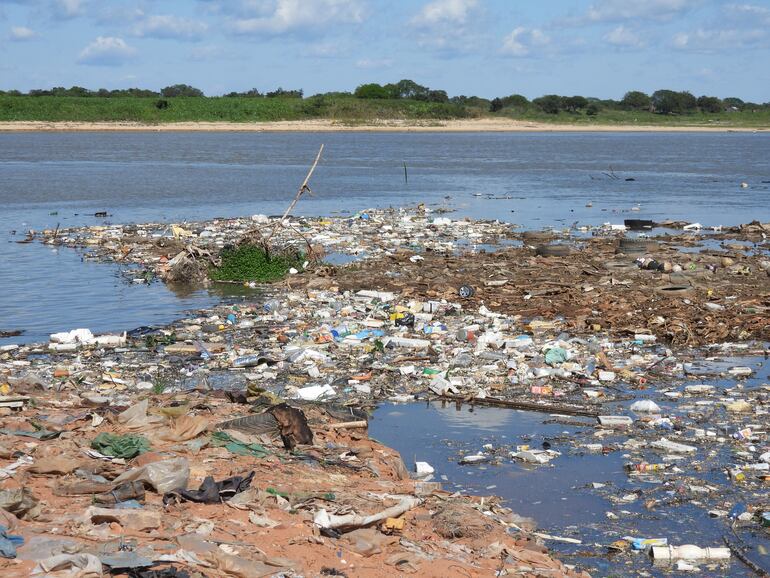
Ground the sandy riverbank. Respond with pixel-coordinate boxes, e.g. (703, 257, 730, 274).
(1, 119, 766, 132)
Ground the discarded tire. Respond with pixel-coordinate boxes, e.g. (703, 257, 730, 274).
(654, 285, 693, 297)
(616, 238, 657, 254)
(535, 244, 573, 257)
(604, 261, 638, 272)
(522, 231, 554, 244)
(458, 285, 475, 298)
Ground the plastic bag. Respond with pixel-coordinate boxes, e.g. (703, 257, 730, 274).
(630, 400, 661, 413)
(111, 457, 189, 494)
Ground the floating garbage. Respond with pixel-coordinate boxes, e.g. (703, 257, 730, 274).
(630, 400, 661, 413)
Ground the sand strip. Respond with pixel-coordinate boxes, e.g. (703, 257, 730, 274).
(0, 119, 766, 132)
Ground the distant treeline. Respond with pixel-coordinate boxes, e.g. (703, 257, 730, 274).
(495, 90, 769, 115)
(1, 80, 768, 116)
(0, 84, 304, 99)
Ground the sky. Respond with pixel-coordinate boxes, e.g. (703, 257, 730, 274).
(1, 0, 768, 101)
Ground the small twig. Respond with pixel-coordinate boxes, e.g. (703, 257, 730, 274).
(285, 222, 316, 261)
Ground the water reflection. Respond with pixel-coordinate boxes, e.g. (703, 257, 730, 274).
(433, 401, 516, 432)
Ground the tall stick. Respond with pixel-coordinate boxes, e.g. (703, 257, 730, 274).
(267, 144, 324, 243)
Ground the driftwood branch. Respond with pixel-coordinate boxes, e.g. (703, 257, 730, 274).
(326, 420, 368, 430)
(435, 394, 599, 418)
(267, 144, 324, 244)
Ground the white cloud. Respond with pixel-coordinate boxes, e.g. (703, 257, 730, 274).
(410, 0, 478, 27)
(230, 0, 364, 35)
(585, 0, 697, 23)
(134, 14, 208, 41)
(52, 0, 88, 19)
(673, 27, 767, 51)
(77, 36, 136, 66)
(10, 25, 36, 40)
(724, 3, 770, 25)
(355, 57, 393, 69)
(310, 42, 346, 57)
(604, 25, 644, 47)
(409, 0, 481, 55)
(189, 45, 235, 62)
(501, 27, 550, 57)
(695, 67, 715, 79)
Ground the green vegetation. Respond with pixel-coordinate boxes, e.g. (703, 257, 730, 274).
(151, 379, 167, 395)
(0, 93, 469, 123)
(160, 84, 204, 97)
(145, 332, 176, 349)
(488, 89, 770, 127)
(0, 81, 768, 127)
(495, 107, 770, 128)
(210, 245, 305, 283)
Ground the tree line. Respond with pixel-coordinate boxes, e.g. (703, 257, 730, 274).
(1, 81, 767, 115)
(0, 84, 304, 99)
(488, 90, 766, 115)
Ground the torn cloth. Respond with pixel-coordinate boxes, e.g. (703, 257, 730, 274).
(163, 471, 254, 505)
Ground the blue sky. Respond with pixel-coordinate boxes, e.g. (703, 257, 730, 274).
(1, 0, 768, 101)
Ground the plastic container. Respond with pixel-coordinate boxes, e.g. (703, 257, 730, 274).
(651, 545, 730, 561)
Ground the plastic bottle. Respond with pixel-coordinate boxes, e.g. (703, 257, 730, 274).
(195, 340, 211, 360)
(232, 354, 262, 368)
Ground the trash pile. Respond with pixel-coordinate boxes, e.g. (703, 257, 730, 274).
(34, 208, 769, 348)
(1, 207, 768, 576)
(34, 207, 519, 286)
(0, 299, 604, 574)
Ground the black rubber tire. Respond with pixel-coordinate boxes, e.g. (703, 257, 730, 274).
(654, 285, 693, 297)
(624, 219, 655, 230)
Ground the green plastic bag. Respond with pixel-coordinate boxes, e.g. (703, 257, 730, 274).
(91, 432, 150, 459)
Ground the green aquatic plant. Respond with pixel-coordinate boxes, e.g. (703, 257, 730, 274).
(209, 244, 304, 283)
